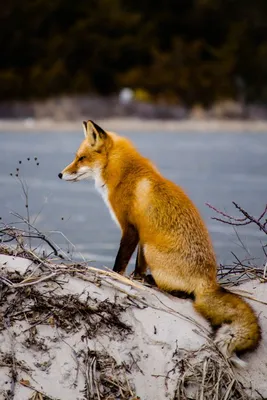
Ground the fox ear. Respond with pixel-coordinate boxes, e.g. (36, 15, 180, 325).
(83, 120, 107, 147)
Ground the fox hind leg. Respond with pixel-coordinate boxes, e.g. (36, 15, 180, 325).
(133, 244, 157, 285)
(134, 244, 148, 278)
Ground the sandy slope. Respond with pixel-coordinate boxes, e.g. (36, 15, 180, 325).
(0, 253, 266, 400)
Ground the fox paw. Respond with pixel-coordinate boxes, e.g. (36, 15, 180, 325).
(130, 273, 156, 286)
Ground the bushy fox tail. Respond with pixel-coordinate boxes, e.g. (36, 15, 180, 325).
(194, 286, 261, 367)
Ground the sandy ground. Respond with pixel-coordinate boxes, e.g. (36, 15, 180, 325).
(0, 253, 267, 400)
(1, 117, 267, 133)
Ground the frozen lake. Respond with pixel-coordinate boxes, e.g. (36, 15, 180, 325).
(1, 128, 267, 270)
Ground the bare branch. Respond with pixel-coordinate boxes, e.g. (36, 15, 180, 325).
(206, 202, 267, 234)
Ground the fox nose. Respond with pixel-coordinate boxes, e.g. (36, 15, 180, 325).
(58, 172, 63, 179)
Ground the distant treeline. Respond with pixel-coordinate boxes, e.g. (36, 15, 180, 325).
(2, 0, 267, 105)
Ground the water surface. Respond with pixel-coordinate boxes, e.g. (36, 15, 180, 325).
(1, 129, 267, 270)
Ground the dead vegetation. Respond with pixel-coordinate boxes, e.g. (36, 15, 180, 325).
(167, 344, 250, 400)
(206, 202, 267, 286)
(0, 240, 263, 400)
(0, 195, 266, 398)
(0, 248, 138, 399)
(0, 205, 141, 400)
(1, 282, 132, 339)
(82, 348, 137, 400)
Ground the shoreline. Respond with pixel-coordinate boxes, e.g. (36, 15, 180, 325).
(1, 117, 267, 133)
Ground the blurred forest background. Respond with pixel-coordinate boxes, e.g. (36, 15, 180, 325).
(1, 0, 267, 117)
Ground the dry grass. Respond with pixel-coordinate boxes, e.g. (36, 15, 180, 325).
(0, 240, 139, 400)
(0, 222, 265, 400)
(167, 344, 249, 400)
(0, 243, 258, 400)
(82, 348, 136, 400)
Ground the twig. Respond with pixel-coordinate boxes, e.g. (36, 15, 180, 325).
(3, 320, 18, 398)
(264, 261, 267, 279)
(16, 175, 31, 247)
(22, 312, 53, 333)
(223, 378, 236, 400)
(206, 203, 247, 222)
(48, 230, 87, 262)
(207, 201, 267, 284)
(20, 381, 59, 400)
(0, 271, 59, 288)
(93, 357, 101, 400)
(129, 353, 144, 375)
(206, 201, 267, 233)
(6, 214, 61, 257)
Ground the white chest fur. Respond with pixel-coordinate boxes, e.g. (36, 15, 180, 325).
(94, 169, 120, 228)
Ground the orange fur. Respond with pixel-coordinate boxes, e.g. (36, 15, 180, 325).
(59, 120, 261, 366)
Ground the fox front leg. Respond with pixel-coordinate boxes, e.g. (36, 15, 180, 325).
(113, 224, 139, 275)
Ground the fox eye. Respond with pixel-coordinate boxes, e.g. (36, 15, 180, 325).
(78, 156, 86, 162)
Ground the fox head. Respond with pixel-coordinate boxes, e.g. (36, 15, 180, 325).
(58, 120, 110, 182)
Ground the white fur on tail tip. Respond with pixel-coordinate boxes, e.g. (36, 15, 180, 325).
(229, 355, 247, 369)
(215, 324, 247, 369)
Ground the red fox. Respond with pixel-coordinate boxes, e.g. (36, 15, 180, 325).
(59, 120, 260, 366)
